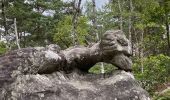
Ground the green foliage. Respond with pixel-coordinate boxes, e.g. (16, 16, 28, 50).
(3, 0, 64, 47)
(143, 26, 167, 55)
(89, 63, 116, 74)
(133, 54, 170, 94)
(53, 15, 89, 48)
(0, 42, 7, 55)
(0, 1, 169, 99)
(153, 90, 170, 100)
(53, 16, 72, 48)
(89, 63, 101, 74)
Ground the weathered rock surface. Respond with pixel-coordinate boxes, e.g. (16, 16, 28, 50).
(1, 70, 150, 100)
(0, 30, 150, 100)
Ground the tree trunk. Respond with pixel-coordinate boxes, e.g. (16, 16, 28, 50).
(165, 7, 170, 54)
(14, 18, 21, 49)
(71, 0, 82, 45)
(118, 0, 123, 31)
(92, 0, 104, 73)
(133, 28, 139, 56)
(2, 0, 8, 36)
(2, 0, 12, 49)
(165, 19, 170, 52)
(140, 30, 144, 73)
(128, 0, 134, 55)
(92, 0, 99, 41)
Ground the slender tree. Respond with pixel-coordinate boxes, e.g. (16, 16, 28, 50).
(118, 0, 123, 31)
(140, 30, 144, 73)
(92, 0, 104, 74)
(128, 0, 134, 55)
(71, 0, 82, 45)
(14, 18, 20, 49)
(163, 0, 170, 52)
(92, 0, 99, 41)
(1, 0, 8, 38)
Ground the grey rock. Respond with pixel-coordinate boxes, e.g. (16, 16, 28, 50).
(1, 70, 150, 100)
(0, 30, 150, 100)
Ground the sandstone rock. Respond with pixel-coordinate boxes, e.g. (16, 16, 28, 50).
(0, 30, 150, 100)
(1, 70, 150, 100)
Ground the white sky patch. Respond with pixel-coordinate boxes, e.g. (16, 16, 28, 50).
(42, 10, 55, 17)
(0, 27, 5, 32)
(24, 0, 36, 4)
(20, 32, 31, 37)
(63, 0, 109, 9)
(45, 50, 61, 60)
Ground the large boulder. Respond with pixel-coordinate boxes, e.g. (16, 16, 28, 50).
(0, 30, 150, 100)
(1, 70, 150, 100)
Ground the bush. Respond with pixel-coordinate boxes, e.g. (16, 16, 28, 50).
(0, 42, 7, 55)
(89, 63, 116, 74)
(153, 90, 170, 100)
(133, 54, 170, 95)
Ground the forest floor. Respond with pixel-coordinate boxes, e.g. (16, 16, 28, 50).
(153, 82, 170, 100)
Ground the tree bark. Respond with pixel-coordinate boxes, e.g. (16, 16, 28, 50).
(165, 16, 170, 55)
(140, 30, 144, 73)
(92, 0, 99, 41)
(1, 0, 8, 36)
(128, 0, 134, 54)
(71, 0, 82, 45)
(164, 6, 170, 54)
(91, 0, 104, 73)
(14, 18, 21, 49)
(118, 0, 123, 31)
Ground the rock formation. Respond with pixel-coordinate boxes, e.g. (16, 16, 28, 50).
(0, 30, 150, 100)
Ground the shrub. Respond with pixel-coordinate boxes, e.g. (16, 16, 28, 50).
(89, 63, 116, 74)
(133, 54, 170, 95)
(153, 90, 170, 100)
(0, 42, 7, 55)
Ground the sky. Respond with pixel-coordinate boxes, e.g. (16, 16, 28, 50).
(64, 0, 109, 9)
(84, 0, 109, 9)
